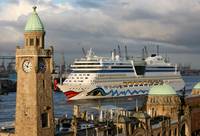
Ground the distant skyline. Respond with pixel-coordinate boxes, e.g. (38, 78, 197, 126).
(0, 0, 200, 68)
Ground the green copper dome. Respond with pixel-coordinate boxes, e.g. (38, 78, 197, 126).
(193, 82, 200, 89)
(24, 6, 44, 32)
(149, 84, 177, 95)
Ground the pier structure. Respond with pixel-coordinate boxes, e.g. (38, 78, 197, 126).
(0, 56, 15, 72)
(0, 56, 15, 60)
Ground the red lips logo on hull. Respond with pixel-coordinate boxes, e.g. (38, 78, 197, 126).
(64, 90, 81, 99)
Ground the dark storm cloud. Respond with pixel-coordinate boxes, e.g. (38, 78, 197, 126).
(171, 25, 200, 52)
(73, 0, 106, 8)
(123, 9, 162, 21)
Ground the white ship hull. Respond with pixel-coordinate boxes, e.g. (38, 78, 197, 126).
(57, 48, 185, 101)
(58, 75, 185, 101)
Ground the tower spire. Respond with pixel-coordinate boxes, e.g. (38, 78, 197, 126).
(24, 6, 45, 48)
(33, 6, 37, 12)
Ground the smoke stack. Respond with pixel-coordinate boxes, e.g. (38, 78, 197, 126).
(157, 45, 159, 56)
(112, 51, 115, 60)
(144, 46, 148, 58)
(125, 45, 128, 60)
(113, 49, 116, 58)
(118, 45, 121, 58)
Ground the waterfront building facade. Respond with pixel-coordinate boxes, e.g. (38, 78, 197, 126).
(146, 84, 181, 120)
(111, 84, 191, 136)
(186, 82, 200, 135)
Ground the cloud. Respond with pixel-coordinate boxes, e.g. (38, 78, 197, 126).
(0, 0, 200, 68)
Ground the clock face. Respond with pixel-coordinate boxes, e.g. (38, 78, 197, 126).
(23, 60, 32, 73)
(38, 59, 46, 72)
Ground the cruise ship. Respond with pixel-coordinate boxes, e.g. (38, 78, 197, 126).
(57, 48, 185, 101)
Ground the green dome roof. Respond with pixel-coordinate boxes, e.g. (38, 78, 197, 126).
(193, 82, 200, 89)
(24, 6, 44, 32)
(149, 84, 177, 95)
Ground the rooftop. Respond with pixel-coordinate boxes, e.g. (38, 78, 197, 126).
(193, 82, 200, 90)
(149, 84, 177, 96)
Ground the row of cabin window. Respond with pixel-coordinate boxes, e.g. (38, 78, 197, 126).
(67, 79, 92, 82)
(69, 87, 88, 90)
(103, 84, 151, 89)
(72, 73, 90, 76)
(68, 76, 88, 79)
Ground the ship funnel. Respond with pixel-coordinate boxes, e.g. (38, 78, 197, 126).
(157, 45, 159, 56)
(113, 49, 116, 59)
(112, 51, 115, 60)
(118, 45, 121, 58)
(86, 48, 93, 60)
(115, 55, 120, 61)
(125, 45, 128, 60)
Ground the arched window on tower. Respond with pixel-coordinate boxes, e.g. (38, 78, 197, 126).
(26, 39, 28, 46)
(152, 108, 154, 117)
(36, 38, 40, 46)
(30, 38, 34, 46)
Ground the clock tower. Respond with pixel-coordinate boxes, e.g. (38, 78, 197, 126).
(15, 6, 54, 136)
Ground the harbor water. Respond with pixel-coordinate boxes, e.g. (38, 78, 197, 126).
(0, 76, 199, 127)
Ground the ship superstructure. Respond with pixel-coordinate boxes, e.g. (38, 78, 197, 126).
(58, 48, 185, 100)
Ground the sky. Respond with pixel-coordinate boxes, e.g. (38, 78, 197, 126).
(0, 0, 200, 68)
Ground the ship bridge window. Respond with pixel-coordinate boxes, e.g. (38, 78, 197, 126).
(111, 66, 133, 69)
(74, 63, 100, 65)
(87, 74, 90, 76)
(85, 77, 88, 79)
(135, 66, 145, 75)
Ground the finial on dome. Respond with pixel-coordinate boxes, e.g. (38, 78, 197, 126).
(33, 6, 37, 12)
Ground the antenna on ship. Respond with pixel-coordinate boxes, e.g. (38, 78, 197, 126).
(82, 47, 86, 57)
(118, 44, 121, 58)
(125, 45, 128, 60)
(113, 48, 116, 59)
(144, 46, 148, 58)
(61, 53, 65, 73)
(142, 48, 145, 60)
(165, 52, 168, 62)
(157, 45, 159, 56)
